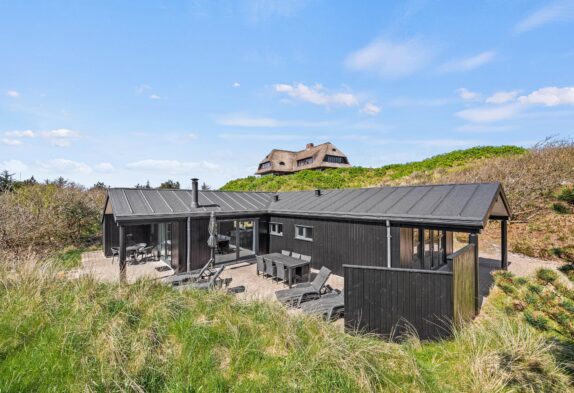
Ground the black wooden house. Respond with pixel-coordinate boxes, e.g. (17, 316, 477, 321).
(102, 179, 511, 339)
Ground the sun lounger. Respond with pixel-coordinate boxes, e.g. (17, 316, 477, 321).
(300, 292, 344, 321)
(275, 266, 332, 307)
(177, 266, 226, 291)
(161, 259, 213, 286)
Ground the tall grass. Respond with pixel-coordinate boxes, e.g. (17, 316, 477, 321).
(1, 254, 572, 392)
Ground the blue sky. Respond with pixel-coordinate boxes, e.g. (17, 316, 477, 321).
(1, 0, 573, 188)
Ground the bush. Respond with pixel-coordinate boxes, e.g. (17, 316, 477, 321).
(524, 310, 550, 331)
(556, 186, 574, 205)
(551, 202, 570, 214)
(536, 269, 558, 284)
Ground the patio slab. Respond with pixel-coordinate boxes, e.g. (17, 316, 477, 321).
(80, 251, 174, 283)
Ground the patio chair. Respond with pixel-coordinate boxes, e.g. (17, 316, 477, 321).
(136, 244, 156, 262)
(300, 254, 311, 262)
(264, 257, 276, 279)
(275, 266, 332, 307)
(281, 250, 291, 256)
(256, 256, 265, 276)
(300, 292, 344, 321)
(291, 252, 301, 259)
(110, 247, 119, 264)
(178, 266, 226, 291)
(275, 261, 287, 285)
(161, 259, 214, 286)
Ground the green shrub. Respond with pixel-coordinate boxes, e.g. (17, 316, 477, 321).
(527, 283, 544, 294)
(551, 202, 570, 214)
(524, 310, 550, 331)
(556, 186, 574, 205)
(536, 269, 558, 283)
(497, 281, 517, 295)
(561, 299, 574, 314)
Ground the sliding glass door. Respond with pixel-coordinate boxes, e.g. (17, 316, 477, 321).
(157, 222, 173, 266)
(215, 219, 258, 264)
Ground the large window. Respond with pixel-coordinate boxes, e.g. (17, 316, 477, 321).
(270, 222, 283, 236)
(297, 157, 313, 167)
(259, 161, 272, 170)
(295, 225, 313, 241)
(323, 155, 348, 164)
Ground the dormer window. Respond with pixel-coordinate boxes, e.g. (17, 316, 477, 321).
(279, 161, 285, 166)
(259, 161, 272, 170)
(297, 157, 313, 167)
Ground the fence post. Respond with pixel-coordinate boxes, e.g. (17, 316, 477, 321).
(468, 234, 479, 315)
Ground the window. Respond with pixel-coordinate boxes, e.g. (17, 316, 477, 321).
(323, 155, 348, 164)
(295, 225, 313, 241)
(269, 222, 283, 236)
(423, 230, 431, 269)
(279, 161, 285, 166)
(432, 230, 440, 268)
(297, 157, 313, 167)
(412, 228, 421, 268)
(259, 161, 272, 170)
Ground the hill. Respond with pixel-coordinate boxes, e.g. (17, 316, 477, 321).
(222, 142, 574, 264)
(221, 145, 527, 192)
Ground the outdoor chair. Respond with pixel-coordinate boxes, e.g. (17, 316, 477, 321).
(275, 266, 332, 307)
(161, 259, 213, 286)
(300, 292, 344, 321)
(136, 245, 156, 262)
(256, 256, 265, 276)
(264, 257, 276, 278)
(281, 250, 291, 256)
(110, 247, 119, 264)
(178, 266, 226, 291)
(291, 252, 301, 259)
(300, 254, 311, 262)
(275, 261, 287, 284)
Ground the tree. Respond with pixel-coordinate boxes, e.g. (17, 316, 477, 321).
(0, 170, 15, 192)
(160, 180, 180, 189)
(134, 180, 152, 189)
(201, 182, 212, 191)
(91, 181, 107, 190)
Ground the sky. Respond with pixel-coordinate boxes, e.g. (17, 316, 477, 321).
(0, 0, 573, 188)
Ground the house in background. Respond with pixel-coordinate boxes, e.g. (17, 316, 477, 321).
(102, 179, 511, 339)
(255, 142, 351, 176)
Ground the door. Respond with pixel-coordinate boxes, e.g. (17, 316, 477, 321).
(215, 219, 259, 264)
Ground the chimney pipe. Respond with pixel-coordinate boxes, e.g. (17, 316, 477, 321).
(191, 178, 199, 208)
(306, 143, 314, 150)
(273, 194, 279, 202)
(315, 189, 321, 197)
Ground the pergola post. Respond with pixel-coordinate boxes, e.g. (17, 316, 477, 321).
(469, 233, 480, 315)
(501, 219, 508, 270)
(119, 225, 127, 283)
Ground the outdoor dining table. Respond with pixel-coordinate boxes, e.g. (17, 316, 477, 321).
(126, 243, 146, 261)
(261, 253, 311, 288)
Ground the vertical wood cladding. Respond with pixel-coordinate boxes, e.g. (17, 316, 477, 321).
(268, 216, 390, 276)
(103, 214, 118, 257)
(344, 265, 454, 340)
(189, 218, 211, 271)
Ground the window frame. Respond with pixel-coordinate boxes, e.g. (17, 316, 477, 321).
(269, 222, 283, 236)
(294, 224, 314, 242)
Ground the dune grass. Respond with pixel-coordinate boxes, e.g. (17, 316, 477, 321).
(0, 256, 572, 392)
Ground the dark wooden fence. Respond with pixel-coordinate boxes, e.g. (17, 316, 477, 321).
(344, 265, 454, 340)
(344, 245, 478, 340)
(449, 244, 477, 326)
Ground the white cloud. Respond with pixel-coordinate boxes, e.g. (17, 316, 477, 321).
(40, 128, 81, 138)
(518, 86, 574, 106)
(50, 139, 71, 147)
(361, 102, 381, 116)
(457, 88, 481, 101)
(0, 159, 27, 172)
(456, 104, 520, 123)
(37, 159, 92, 174)
(149, 94, 163, 100)
(515, 0, 574, 33)
(95, 162, 115, 172)
(345, 37, 435, 78)
(486, 91, 519, 104)
(4, 130, 35, 138)
(6, 90, 20, 98)
(439, 51, 496, 72)
(232, 82, 240, 88)
(2, 139, 22, 145)
(274, 83, 359, 107)
(456, 124, 517, 133)
(216, 114, 335, 128)
(126, 160, 220, 174)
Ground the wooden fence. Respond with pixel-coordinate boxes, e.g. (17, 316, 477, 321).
(344, 265, 454, 340)
(449, 244, 477, 326)
(343, 245, 478, 340)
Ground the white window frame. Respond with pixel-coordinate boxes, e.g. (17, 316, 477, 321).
(269, 222, 283, 236)
(294, 225, 313, 242)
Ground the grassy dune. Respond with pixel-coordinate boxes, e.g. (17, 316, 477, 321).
(0, 254, 572, 392)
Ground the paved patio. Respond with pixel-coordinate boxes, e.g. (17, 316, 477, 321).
(80, 251, 174, 283)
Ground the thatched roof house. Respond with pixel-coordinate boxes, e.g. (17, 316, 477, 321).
(255, 142, 351, 175)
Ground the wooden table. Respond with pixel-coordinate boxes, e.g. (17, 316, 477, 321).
(261, 253, 311, 288)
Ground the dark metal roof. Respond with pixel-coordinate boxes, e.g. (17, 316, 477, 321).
(105, 182, 510, 229)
